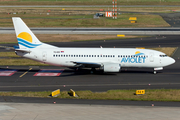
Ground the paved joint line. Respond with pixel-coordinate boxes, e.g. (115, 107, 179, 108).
(19, 68, 32, 78)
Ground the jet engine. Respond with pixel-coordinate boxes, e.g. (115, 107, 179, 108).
(103, 63, 121, 72)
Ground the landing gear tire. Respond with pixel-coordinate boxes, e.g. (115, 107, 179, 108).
(91, 68, 96, 74)
(153, 71, 157, 74)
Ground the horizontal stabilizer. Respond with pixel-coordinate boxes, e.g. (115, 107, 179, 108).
(13, 46, 19, 49)
(15, 49, 31, 53)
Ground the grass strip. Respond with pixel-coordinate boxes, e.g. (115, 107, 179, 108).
(149, 47, 177, 56)
(0, 7, 178, 14)
(0, 14, 169, 27)
(0, 52, 20, 57)
(1, 89, 180, 102)
(0, 34, 142, 43)
(1, 0, 180, 5)
(0, 58, 48, 66)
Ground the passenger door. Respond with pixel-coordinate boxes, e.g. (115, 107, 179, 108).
(42, 51, 47, 62)
(149, 52, 154, 62)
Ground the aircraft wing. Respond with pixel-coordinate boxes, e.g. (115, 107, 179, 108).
(72, 61, 102, 68)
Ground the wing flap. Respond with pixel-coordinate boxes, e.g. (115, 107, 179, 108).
(72, 61, 101, 68)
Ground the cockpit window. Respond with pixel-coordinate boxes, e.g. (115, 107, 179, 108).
(160, 55, 167, 57)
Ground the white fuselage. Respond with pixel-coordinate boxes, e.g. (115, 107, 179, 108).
(16, 47, 175, 69)
(12, 17, 176, 73)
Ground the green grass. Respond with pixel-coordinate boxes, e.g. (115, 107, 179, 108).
(1, 0, 180, 5)
(1, 89, 180, 102)
(150, 47, 177, 56)
(0, 52, 19, 57)
(0, 14, 170, 27)
(0, 58, 48, 66)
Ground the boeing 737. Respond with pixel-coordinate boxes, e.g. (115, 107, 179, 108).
(12, 17, 175, 74)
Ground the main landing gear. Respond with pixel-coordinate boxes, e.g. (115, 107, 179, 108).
(91, 68, 96, 74)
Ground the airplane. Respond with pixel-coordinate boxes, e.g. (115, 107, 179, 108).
(12, 17, 175, 74)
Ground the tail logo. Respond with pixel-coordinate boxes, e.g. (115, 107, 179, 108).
(17, 32, 41, 48)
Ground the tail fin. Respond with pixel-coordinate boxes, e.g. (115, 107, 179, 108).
(12, 17, 42, 49)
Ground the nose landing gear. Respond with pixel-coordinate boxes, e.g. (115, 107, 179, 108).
(153, 67, 163, 74)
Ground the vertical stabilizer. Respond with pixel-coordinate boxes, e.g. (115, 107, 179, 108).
(12, 17, 42, 49)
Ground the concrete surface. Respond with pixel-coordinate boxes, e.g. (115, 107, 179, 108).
(0, 102, 179, 120)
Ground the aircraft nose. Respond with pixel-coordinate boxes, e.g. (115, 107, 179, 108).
(169, 57, 175, 65)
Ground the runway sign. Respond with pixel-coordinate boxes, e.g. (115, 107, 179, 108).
(129, 17, 137, 20)
(106, 11, 112, 17)
(0, 69, 17, 76)
(117, 34, 125, 37)
(33, 69, 64, 76)
(136, 89, 145, 95)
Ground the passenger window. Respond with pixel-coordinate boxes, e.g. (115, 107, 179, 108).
(97, 55, 99, 57)
(66, 55, 68, 57)
(94, 55, 96, 57)
(89, 55, 91, 57)
(113, 55, 115, 57)
(71, 55, 73, 57)
(76, 55, 78, 57)
(53, 55, 55, 57)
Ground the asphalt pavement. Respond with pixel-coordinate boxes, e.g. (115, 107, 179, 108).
(0, 34, 179, 116)
(0, 35, 179, 92)
(1, 27, 180, 35)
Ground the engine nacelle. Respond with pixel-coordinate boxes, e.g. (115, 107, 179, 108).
(103, 63, 121, 72)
